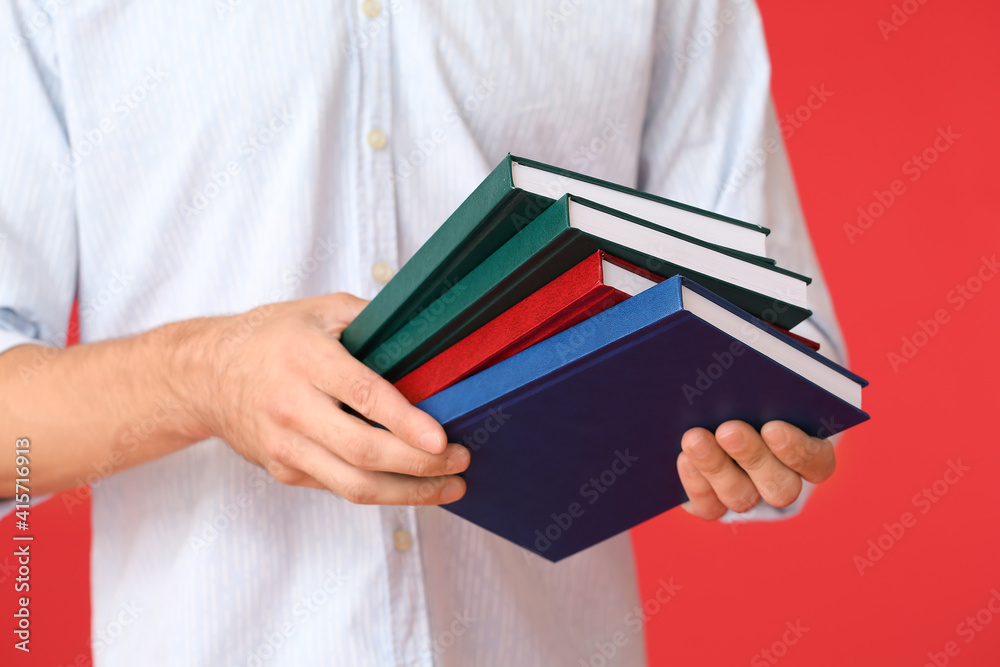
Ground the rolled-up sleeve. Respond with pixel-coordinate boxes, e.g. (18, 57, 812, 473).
(639, 0, 849, 521)
(1, 0, 78, 357)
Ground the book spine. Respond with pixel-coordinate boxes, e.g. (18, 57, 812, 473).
(362, 199, 579, 380)
(392, 252, 604, 402)
(395, 283, 626, 404)
(417, 276, 687, 424)
(342, 156, 555, 357)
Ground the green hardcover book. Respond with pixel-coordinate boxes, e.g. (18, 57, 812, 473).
(341, 156, 551, 358)
(508, 155, 771, 257)
(341, 155, 773, 358)
(363, 195, 811, 381)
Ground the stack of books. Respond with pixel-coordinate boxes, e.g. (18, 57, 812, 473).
(342, 155, 869, 562)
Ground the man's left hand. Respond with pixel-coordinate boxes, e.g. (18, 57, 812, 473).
(676, 420, 836, 520)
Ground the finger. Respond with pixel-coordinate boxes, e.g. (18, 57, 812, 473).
(304, 292, 371, 334)
(714, 421, 802, 509)
(290, 436, 467, 506)
(311, 340, 449, 454)
(677, 452, 728, 520)
(761, 421, 836, 484)
(680, 427, 760, 513)
(296, 391, 470, 477)
(262, 458, 326, 490)
(250, 428, 331, 490)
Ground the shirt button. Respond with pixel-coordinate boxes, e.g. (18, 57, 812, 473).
(361, 0, 381, 18)
(393, 529, 412, 552)
(367, 128, 387, 150)
(372, 262, 394, 284)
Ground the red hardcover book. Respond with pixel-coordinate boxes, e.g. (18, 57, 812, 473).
(767, 324, 821, 351)
(394, 251, 661, 403)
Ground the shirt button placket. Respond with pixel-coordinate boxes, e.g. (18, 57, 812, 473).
(358, 4, 432, 663)
(383, 505, 434, 665)
(357, 0, 399, 296)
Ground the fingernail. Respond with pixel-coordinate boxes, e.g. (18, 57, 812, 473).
(688, 434, 712, 459)
(720, 427, 745, 450)
(447, 446, 470, 471)
(762, 422, 789, 448)
(440, 481, 464, 504)
(420, 432, 444, 453)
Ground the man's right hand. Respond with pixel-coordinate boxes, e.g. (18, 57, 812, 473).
(0, 293, 469, 503)
(193, 293, 470, 506)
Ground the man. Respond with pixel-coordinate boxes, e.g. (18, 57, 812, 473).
(0, 0, 844, 664)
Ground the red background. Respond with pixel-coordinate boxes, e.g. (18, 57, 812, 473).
(4, 1, 999, 665)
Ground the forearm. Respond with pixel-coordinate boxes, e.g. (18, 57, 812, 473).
(0, 319, 217, 496)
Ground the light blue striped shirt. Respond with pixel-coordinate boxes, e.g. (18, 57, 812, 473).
(0, 0, 845, 665)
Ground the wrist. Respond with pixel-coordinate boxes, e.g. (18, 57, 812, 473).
(152, 316, 229, 443)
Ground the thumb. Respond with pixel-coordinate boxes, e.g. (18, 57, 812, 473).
(311, 292, 370, 334)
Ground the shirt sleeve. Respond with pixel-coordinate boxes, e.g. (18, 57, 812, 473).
(0, 2, 77, 512)
(639, 0, 848, 521)
(0, 0, 78, 357)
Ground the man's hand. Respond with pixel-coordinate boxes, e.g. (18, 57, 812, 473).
(0, 292, 470, 501)
(193, 293, 470, 506)
(676, 420, 836, 520)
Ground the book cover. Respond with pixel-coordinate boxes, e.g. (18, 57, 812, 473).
(364, 195, 812, 381)
(416, 276, 869, 562)
(394, 251, 658, 404)
(340, 155, 553, 358)
(343, 154, 774, 359)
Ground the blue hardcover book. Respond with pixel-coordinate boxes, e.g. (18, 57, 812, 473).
(416, 276, 869, 562)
